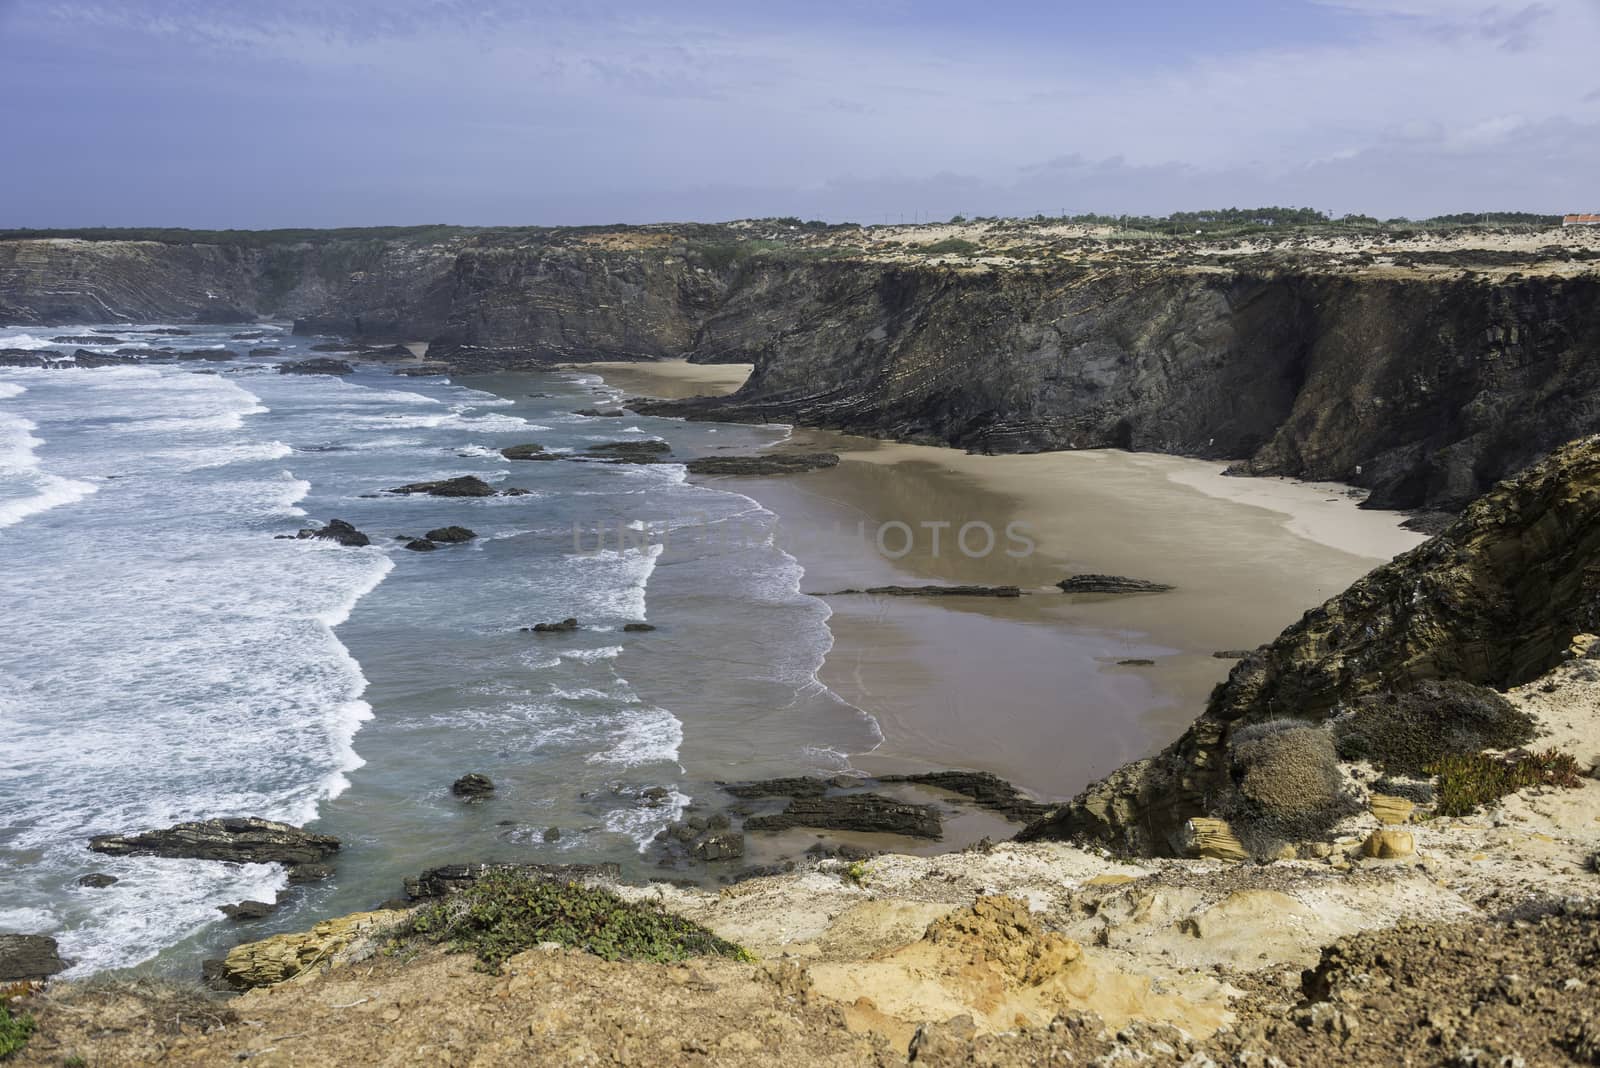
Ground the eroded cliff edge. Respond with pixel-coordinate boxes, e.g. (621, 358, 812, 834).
(4, 222, 1599, 511)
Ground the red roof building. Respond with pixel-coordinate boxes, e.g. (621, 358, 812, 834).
(1563, 214, 1600, 226)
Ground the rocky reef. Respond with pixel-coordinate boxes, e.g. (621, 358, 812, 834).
(1020, 433, 1600, 856)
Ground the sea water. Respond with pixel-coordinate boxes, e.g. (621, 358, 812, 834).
(0, 326, 878, 976)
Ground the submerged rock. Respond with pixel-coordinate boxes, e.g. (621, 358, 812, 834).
(1057, 574, 1175, 594)
(0, 933, 68, 981)
(403, 538, 438, 552)
(76, 873, 118, 888)
(877, 770, 1052, 822)
(424, 526, 477, 543)
(89, 816, 340, 869)
(744, 793, 943, 839)
(501, 443, 556, 460)
(721, 776, 833, 799)
(279, 357, 356, 375)
(684, 453, 839, 476)
(623, 622, 656, 632)
(388, 475, 496, 497)
(584, 440, 672, 463)
(451, 773, 495, 801)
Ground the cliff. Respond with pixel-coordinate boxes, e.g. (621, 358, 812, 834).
(4, 221, 1599, 511)
(1020, 433, 1600, 856)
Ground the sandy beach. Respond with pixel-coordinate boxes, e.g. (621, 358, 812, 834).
(574, 359, 1428, 799)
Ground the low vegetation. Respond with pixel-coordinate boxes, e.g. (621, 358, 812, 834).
(1428, 748, 1584, 817)
(1334, 679, 1536, 775)
(0, 1000, 34, 1060)
(1228, 719, 1360, 843)
(398, 872, 751, 969)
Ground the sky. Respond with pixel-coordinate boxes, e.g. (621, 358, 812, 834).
(2, 0, 1598, 227)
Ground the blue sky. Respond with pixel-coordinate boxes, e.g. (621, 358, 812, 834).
(2, 0, 1597, 227)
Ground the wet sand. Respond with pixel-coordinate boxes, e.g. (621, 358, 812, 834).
(584, 359, 1428, 800)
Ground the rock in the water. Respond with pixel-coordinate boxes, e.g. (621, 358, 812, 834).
(76, 873, 118, 888)
(284, 862, 335, 884)
(88, 816, 340, 867)
(501, 443, 556, 460)
(293, 518, 370, 548)
(388, 475, 496, 497)
(309, 341, 356, 352)
(543, 826, 562, 842)
(573, 408, 627, 417)
(222, 911, 401, 989)
(623, 622, 656, 632)
(721, 776, 833, 799)
(822, 584, 1022, 598)
(1212, 649, 1253, 659)
(394, 363, 454, 377)
(1057, 574, 1175, 594)
(583, 441, 672, 463)
(743, 793, 943, 838)
(1118, 658, 1156, 666)
(424, 526, 477, 543)
(278, 357, 355, 375)
(218, 900, 276, 921)
(401, 862, 621, 902)
(684, 452, 839, 476)
(403, 538, 438, 552)
(53, 334, 120, 344)
(523, 617, 579, 633)
(693, 832, 745, 861)
(0, 934, 68, 981)
(1361, 829, 1415, 858)
(451, 773, 495, 800)
(877, 770, 1052, 822)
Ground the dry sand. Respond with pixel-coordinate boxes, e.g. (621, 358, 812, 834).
(585, 359, 1427, 800)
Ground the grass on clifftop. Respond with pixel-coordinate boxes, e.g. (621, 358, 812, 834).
(1427, 748, 1584, 817)
(0, 1000, 34, 1060)
(399, 872, 751, 969)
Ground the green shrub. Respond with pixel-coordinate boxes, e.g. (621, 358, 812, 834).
(920, 238, 979, 256)
(399, 872, 751, 969)
(1428, 749, 1583, 817)
(1334, 679, 1534, 775)
(0, 1001, 34, 1059)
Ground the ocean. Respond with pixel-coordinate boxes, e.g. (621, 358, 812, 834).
(0, 325, 879, 977)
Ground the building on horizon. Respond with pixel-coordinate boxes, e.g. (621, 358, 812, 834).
(1563, 214, 1600, 226)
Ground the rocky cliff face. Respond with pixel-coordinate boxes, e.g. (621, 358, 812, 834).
(4, 229, 1599, 512)
(1018, 434, 1600, 855)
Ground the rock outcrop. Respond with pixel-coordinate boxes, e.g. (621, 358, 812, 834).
(1057, 575, 1174, 594)
(743, 793, 943, 839)
(221, 911, 402, 989)
(388, 475, 496, 497)
(684, 453, 840, 476)
(0, 934, 67, 981)
(291, 518, 371, 547)
(88, 817, 340, 871)
(1021, 434, 1600, 855)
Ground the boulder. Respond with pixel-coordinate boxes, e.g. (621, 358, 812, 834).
(451, 773, 495, 800)
(279, 357, 356, 375)
(388, 475, 496, 497)
(88, 816, 340, 868)
(76, 873, 118, 888)
(1180, 817, 1250, 862)
(693, 832, 746, 862)
(523, 618, 579, 633)
(1360, 829, 1415, 859)
(218, 900, 276, 921)
(1369, 793, 1416, 825)
(424, 526, 477, 543)
(743, 793, 943, 839)
(403, 538, 438, 552)
(623, 622, 657, 632)
(684, 453, 839, 476)
(0, 934, 68, 981)
(293, 519, 370, 548)
(1057, 574, 1175, 594)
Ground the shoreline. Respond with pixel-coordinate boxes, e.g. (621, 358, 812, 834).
(565, 359, 1428, 799)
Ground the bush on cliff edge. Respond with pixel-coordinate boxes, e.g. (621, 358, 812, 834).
(399, 871, 751, 969)
(1334, 679, 1535, 775)
(1227, 719, 1360, 845)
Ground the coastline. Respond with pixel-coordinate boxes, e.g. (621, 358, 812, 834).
(563, 359, 1428, 799)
